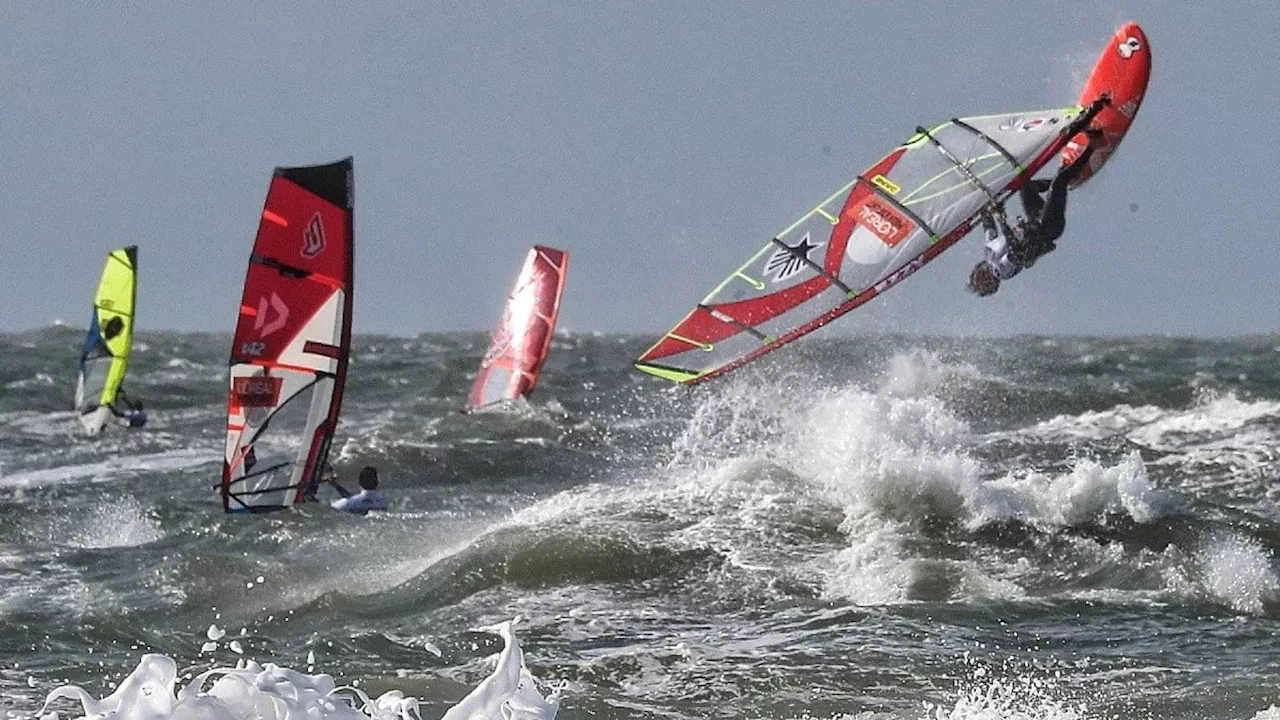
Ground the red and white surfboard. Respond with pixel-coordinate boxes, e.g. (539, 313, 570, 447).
(1061, 22, 1152, 188)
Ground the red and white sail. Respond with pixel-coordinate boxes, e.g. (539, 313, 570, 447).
(222, 158, 353, 513)
(465, 245, 568, 412)
(636, 101, 1106, 385)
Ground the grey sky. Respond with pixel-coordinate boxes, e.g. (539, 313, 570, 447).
(4, 2, 1276, 337)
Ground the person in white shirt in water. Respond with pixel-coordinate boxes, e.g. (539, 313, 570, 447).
(967, 129, 1102, 297)
(323, 465, 389, 515)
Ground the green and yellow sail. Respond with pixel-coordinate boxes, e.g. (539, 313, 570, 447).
(75, 246, 138, 435)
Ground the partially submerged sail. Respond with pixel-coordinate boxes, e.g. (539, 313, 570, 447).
(636, 101, 1105, 385)
(222, 158, 354, 513)
(465, 245, 568, 411)
(75, 246, 138, 436)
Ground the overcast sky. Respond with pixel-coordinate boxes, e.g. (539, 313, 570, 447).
(3, 2, 1276, 337)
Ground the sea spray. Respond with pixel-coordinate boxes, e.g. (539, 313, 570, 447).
(34, 618, 559, 720)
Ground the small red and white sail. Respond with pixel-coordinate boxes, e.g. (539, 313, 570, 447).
(465, 245, 568, 412)
(222, 158, 353, 513)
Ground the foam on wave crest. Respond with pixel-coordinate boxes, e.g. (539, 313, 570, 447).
(32, 617, 558, 720)
(964, 451, 1173, 530)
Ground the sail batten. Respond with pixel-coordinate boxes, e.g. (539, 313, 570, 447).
(221, 157, 353, 513)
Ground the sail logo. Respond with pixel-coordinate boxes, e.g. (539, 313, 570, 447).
(301, 213, 326, 257)
(253, 292, 290, 338)
(765, 233, 824, 283)
(232, 376, 282, 408)
(1015, 116, 1059, 133)
(850, 195, 913, 247)
(1118, 36, 1142, 59)
(871, 255, 926, 295)
(871, 174, 901, 195)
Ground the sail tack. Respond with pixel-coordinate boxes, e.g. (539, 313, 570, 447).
(465, 245, 568, 412)
(221, 158, 354, 513)
(75, 246, 138, 436)
(636, 104, 1102, 385)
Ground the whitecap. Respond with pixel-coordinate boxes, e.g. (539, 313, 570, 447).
(36, 617, 560, 720)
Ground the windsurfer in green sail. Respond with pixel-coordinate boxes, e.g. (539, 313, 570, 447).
(967, 129, 1102, 297)
(94, 316, 148, 428)
(111, 390, 148, 428)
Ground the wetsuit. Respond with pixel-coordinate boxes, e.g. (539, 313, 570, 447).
(110, 390, 148, 428)
(1004, 142, 1097, 268)
(980, 214, 1024, 281)
(983, 141, 1097, 277)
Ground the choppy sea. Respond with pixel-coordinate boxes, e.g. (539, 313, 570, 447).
(4, 326, 1280, 719)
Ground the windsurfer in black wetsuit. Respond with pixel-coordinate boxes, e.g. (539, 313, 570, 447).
(967, 128, 1103, 297)
(111, 389, 148, 428)
(95, 316, 148, 428)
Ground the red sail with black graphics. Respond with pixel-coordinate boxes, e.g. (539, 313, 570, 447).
(465, 245, 568, 411)
(222, 157, 353, 513)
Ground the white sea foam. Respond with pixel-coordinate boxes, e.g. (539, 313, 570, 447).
(0, 411, 83, 440)
(58, 497, 164, 549)
(1018, 391, 1280, 505)
(1186, 533, 1280, 615)
(0, 447, 211, 490)
(965, 451, 1173, 530)
(32, 617, 558, 720)
(878, 348, 981, 399)
(148, 357, 222, 384)
(1, 372, 56, 390)
(674, 360, 1198, 606)
(660, 369, 988, 605)
(923, 675, 1087, 720)
(1128, 393, 1280, 451)
(1025, 392, 1280, 454)
(1023, 403, 1165, 441)
(788, 386, 978, 519)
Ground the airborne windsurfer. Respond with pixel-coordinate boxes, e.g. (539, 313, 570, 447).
(967, 129, 1101, 297)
